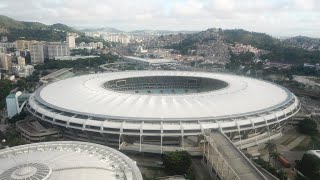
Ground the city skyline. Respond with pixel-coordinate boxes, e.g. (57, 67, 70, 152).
(0, 0, 320, 37)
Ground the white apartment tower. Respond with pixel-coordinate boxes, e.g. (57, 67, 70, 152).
(47, 42, 70, 59)
(66, 33, 76, 49)
(30, 43, 48, 64)
(17, 56, 26, 68)
(0, 54, 12, 71)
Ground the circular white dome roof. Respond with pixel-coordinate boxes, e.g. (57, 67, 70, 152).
(35, 71, 292, 121)
(0, 141, 142, 180)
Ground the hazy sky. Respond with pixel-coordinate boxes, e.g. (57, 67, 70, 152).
(0, 0, 319, 37)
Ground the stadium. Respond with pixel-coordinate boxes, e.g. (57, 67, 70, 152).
(0, 141, 142, 180)
(27, 71, 300, 154)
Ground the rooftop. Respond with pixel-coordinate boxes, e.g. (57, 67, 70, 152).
(35, 71, 293, 121)
(0, 141, 142, 180)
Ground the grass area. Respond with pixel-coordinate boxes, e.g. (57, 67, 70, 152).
(281, 135, 298, 146)
(291, 137, 310, 151)
(306, 77, 320, 83)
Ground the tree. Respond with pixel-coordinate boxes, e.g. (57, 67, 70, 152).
(299, 153, 320, 180)
(298, 118, 318, 136)
(163, 151, 192, 175)
(265, 141, 277, 164)
(8, 111, 27, 124)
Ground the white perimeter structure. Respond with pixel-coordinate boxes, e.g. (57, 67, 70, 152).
(27, 71, 300, 154)
(0, 141, 142, 180)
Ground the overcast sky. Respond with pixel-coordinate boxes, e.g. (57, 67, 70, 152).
(0, 0, 319, 37)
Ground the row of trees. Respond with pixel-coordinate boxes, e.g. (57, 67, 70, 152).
(162, 151, 195, 179)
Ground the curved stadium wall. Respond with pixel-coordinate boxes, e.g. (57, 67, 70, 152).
(27, 71, 300, 154)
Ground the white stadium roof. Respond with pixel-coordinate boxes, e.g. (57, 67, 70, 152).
(0, 141, 142, 180)
(35, 71, 293, 121)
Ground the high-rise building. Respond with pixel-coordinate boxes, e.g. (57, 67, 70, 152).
(47, 42, 70, 59)
(16, 40, 38, 50)
(66, 33, 76, 49)
(88, 42, 98, 49)
(97, 42, 104, 49)
(17, 56, 26, 68)
(16, 40, 26, 50)
(0, 47, 6, 54)
(30, 43, 48, 64)
(26, 40, 38, 50)
(0, 54, 12, 71)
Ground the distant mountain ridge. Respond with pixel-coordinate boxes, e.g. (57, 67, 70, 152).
(0, 15, 78, 32)
(80, 27, 199, 35)
(81, 27, 123, 33)
(146, 28, 320, 64)
(0, 15, 80, 41)
(283, 36, 320, 51)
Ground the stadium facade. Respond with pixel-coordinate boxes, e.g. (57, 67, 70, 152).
(27, 71, 300, 154)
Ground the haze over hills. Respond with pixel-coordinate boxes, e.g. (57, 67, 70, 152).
(80, 27, 199, 35)
(0, 15, 319, 64)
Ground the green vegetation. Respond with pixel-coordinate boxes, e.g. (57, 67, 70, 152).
(0, 79, 15, 110)
(223, 29, 320, 64)
(265, 141, 278, 163)
(2, 29, 68, 42)
(35, 53, 120, 70)
(2, 129, 27, 147)
(223, 29, 279, 49)
(0, 70, 41, 110)
(0, 15, 79, 41)
(225, 52, 256, 70)
(296, 153, 320, 180)
(7, 111, 27, 124)
(163, 151, 192, 175)
(298, 118, 318, 136)
(253, 158, 288, 180)
(0, 15, 47, 29)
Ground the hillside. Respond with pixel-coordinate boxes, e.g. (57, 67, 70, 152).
(283, 36, 320, 51)
(0, 15, 79, 41)
(0, 15, 46, 29)
(81, 27, 122, 33)
(145, 28, 320, 64)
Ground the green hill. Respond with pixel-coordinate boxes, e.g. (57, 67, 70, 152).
(0, 15, 47, 29)
(0, 15, 80, 41)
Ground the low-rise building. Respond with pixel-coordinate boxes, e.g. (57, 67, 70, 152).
(16, 119, 61, 142)
(12, 64, 34, 77)
(55, 55, 99, 61)
(6, 91, 30, 118)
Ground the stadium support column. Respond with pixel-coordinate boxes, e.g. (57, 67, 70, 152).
(119, 121, 125, 150)
(180, 121, 184, 149)
(263, 116, 271, 140)
(161, 121, 163, 154)
(139, 135, 142, 152)
(140, 122, 143, 152)
(160, 135, 163, 154)
(118, 134, 121, 150)
(235, 121, 242, 148)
